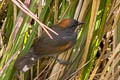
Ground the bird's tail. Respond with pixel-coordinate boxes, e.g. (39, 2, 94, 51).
(14, 49, 38, 72)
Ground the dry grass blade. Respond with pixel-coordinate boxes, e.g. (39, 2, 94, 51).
(105, 0, 120, 35)
(99, 43, 120, 80)
(48, 51, 70, 80)
(59, 1, 71, 22)
(13, 4, 17, 24)
(30, 67, 33, 80)
(78, 0, 100, 77)
(104, 53, 120, 80)
(11, 0, 58, 39)
(113, 7, 120, 51)
(0, 32, 4, 48)
(74, 0, 83, 19)
(78, 0, 92, 21)
(89, 32, 112, 80)
(46, 66, 65, 80)
(54, 0, 58, 24)
(65, 57, 93, 80)
(0, 51, 20, 76)
(34, 60, 52, 80)
(0, 36, 5, 60)
(11, 16, 24, 41)
(106, 0, 120, 22)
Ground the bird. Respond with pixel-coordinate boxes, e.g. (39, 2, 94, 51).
(14, 19, 84, 72)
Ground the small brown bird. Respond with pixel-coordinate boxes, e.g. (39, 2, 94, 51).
(14, 19, 84, 72)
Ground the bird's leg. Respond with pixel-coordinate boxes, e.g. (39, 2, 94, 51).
(52, 56, 71, 65)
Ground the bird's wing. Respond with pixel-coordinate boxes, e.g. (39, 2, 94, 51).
(33, 34, 73, 56)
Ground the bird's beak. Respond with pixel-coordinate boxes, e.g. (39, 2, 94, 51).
(78, 22, 85, 25)
(74, 22, 85, 32)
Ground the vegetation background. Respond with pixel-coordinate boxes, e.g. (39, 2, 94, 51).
(0, 0, 120, 80)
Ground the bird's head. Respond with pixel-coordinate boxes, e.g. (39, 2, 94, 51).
(58, 19, 84, 30)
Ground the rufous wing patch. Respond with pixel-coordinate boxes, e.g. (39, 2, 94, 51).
(56, 41, 72, 51)
(40, 41, 72, 54)
(59, 19, 70, 28)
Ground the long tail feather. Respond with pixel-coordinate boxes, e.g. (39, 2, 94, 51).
(14, 49, 38, 72)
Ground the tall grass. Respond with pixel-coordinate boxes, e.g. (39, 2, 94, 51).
(0, 0, 120, 80)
